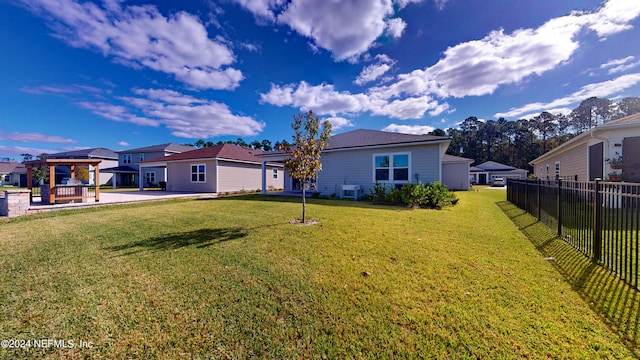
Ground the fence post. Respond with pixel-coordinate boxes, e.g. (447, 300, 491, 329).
(537, 179, 541, 221)
(593, 179, 602, 263)
(557, 178, 562, 236)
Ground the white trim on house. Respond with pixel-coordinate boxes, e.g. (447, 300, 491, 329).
(372, 151, 411, 185)
(191, 164, 206, 183)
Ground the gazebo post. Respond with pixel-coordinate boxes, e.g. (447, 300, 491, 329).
(49, 164, 56, 204)
(95, 164, 100, 202)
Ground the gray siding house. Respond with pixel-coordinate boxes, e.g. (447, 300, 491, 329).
(0, 162, 26, 187)
(530, 113, 640, 182)
(258, 129, 454, 198)
(103, 143, 194, 188)
(442, 155, 474, 190)
(141, 143, 283, 193)
(470, 161, 529, 185)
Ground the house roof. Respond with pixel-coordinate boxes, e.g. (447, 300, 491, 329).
(142, 143, 265, 164)
(117, 143, 194, 154)
(45, 147, 117, 159)
(325, 129, 449, 150)
(530, 112, 640, 165)
(442, 154, 474, 164)
(101, 165, 139, 173)
(470, 161, 528, 173)
(0, 161, 26, 174)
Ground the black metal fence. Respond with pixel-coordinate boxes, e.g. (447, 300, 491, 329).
(507, 179, 640, 290)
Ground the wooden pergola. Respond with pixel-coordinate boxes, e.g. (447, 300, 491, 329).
(25, 159, 102, 204)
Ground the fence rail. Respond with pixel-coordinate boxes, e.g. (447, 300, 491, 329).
(507, 179, 640, 290)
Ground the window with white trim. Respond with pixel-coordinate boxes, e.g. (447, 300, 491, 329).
(140, 153, 145, 161)
(145, 171, 156, 184)
(191, 164, 206, 183)
(123, 154, 132, 164)
(555, 161, 560, 180)
(373, 153, 410, 184)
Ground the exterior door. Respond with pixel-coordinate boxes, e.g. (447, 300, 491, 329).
(588, 142, 603, 180)
(623, 136, 640, 182)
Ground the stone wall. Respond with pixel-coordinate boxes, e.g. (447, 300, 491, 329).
(0, 190, 31, 217)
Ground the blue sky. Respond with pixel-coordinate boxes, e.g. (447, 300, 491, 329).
(1, 0, 640, 160)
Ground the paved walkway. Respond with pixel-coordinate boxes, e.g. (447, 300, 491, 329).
(29, 190, 218, 212)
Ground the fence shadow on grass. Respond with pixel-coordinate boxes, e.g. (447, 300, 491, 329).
(104, 227, 247, 255)
(496, 200, 640, 356)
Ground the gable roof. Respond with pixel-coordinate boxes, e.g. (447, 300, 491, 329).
(530, 112, 640, 165)
(475, 161, 516, 171)
(0, 161, 26, 174)
(325, 129, 449, 150)
(46, 147, 117, 159)
(142, 143, 265, 164)
(117, 143, 195, 154)
(442, 154, 473, 164)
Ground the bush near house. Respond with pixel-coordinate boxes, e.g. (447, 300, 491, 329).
(367, 181, 458, 209)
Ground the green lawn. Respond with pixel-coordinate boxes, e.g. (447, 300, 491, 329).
(0, 190, 637, 358)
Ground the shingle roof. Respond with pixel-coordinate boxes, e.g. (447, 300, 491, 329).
(0, 161, 26, 174)
(475, 161, 517, 171)
(117, 143, 195, 154)
(601, 112, 640, 127)
(326, 129, 449, 150)
(442, 154, 473, 163)
(142, 143, 265, 164)
(46, 147, 117, 159)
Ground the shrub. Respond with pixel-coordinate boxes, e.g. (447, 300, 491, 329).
(367, 181, 457, 209)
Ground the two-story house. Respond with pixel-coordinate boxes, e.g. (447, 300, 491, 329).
(103, 143, 194, 188)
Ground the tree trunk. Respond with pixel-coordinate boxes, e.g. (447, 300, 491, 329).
(302, 185, 306, 223)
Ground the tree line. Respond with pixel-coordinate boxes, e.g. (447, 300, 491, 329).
(186, 138, 292, 151)
(432, 97, 640, 170)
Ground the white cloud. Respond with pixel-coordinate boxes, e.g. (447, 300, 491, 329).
(585, 0, 640, 37)
(601, 56, 640, 74)
(382, 123, 435, 135)
(495, 72, 640, 118)
(21, 0, 243, 90)
(354, 54, 396, 85)
(324, 116, 354, 130)
(0, 131, 77, 144)
(385, 18, 406, 38)
(369, 0, 640, 100)
(234, 0, 404, 61)
(0, 145, 55, 157)
(117, 141, 130, 147)
(393, 0, 425, 9)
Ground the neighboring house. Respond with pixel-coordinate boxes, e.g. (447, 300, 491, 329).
(140, 143, 283, 193)
(45, 147, 117, 185)
(530, 112, 640, 182)
(442, 154, 474, 190)
(470, 161, 529, 185)
(257, 129, 455, 197)
(103, 143, 194, 188)
(0, 161, 26, 187)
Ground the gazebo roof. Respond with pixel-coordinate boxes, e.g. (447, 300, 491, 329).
(24, 158, 102, 168)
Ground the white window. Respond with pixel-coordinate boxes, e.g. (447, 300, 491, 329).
(140, 153, 145, 161)
(273, 168, 278, 179)
(191, 164, 206, 183)
(145, 171, 156, 184)
(3, 174, 10, 182)
(555, 161, 560, 179)
(123, 154, 132, 164)
(373, 153, 410, 184)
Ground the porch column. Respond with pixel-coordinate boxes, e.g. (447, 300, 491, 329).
(113, 173, 117, 189)
(138, 166, 144, 191)
(70, 164, 76, 179)
(49, 164, 55, 204)
(261, 160, 267, 195)
(94, 163, 100, 202)
(26, 165, 33, 191)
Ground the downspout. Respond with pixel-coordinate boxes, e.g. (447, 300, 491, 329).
(591, 131, 609, 179)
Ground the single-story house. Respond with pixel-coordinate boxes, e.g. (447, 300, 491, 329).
(470, 161, 529, 185)
(140, 143, 284, 193)
(529, 112, 640, 182)
(0, 161, 26, 187)
(102, 143, 195, 188)
(257, 129, 461, 198)
(45, 147, 117, 185)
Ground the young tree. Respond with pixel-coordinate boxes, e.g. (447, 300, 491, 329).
(284, 110, 332, 224)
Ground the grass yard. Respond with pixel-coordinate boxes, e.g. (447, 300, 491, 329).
(1, 189, 638, 358)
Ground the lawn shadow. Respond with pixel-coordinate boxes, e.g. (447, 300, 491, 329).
(104, 227, 247, 255)
(496, 200, 640, 356)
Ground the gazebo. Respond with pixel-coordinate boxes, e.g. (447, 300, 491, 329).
(25, 159, 102, 204)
